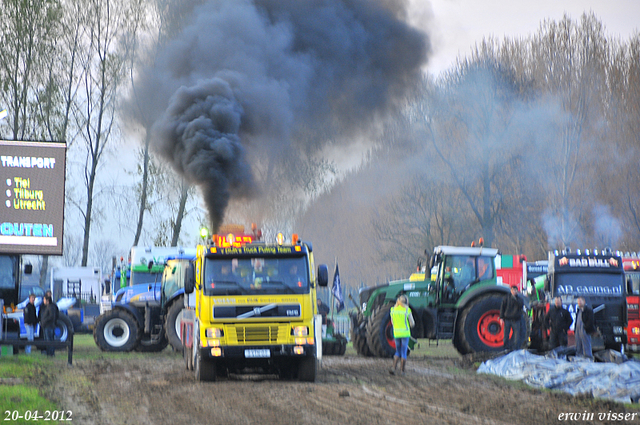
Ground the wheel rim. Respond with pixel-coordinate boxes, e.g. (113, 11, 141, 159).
(477, 310, 506, 347)
(104, 318, 130, 347)
(384, 319, 396, 349)
(174, 309, 185, 342)
(54, 323, 68, 341)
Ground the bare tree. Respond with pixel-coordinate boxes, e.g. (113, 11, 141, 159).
(0, 0, 61, 140)
(73, 0, 144, 265)
(528, 13, 609, 248)
(417, 51, 532, 248)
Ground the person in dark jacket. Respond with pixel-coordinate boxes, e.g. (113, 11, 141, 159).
(23, 294, 38, 354)
(544, 297, 573, 350)
(575, 296, 595, 359)
(500, 285, 524, 351)
(40, 295, 59, 356)
(38, 290, 52, 324)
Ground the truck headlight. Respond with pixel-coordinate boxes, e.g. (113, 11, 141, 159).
(292, 326, 308, 336)
(632, 327, 640, 335)
(613, 326, 623, 334)
(205, 328, 223, 338)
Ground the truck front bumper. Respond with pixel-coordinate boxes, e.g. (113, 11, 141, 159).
(201, 344, 315, 360)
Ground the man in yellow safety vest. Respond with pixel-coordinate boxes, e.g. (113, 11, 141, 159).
(389, 295, 414, 376)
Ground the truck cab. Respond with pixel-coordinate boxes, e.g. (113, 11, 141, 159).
(183, 232, 328, 381)
(534, 249, 627, 351)
(622, 256, 640, 353)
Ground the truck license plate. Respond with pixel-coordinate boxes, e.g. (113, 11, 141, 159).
(244, 349, 270, 358)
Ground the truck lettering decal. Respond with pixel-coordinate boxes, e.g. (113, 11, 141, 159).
(213, 304, 301, 319)
(557, 285, 622, 296)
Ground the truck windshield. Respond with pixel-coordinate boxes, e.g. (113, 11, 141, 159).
(625, 272, 640, 295)
(204, 256, 309, 295)
(555, 273, 625, 297)
(130, 270, 162, 286)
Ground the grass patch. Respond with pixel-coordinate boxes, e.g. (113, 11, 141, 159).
(344, 338, 461, 358)
(0, 355, 60, 424)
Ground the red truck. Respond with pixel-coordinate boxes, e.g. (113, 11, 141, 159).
(622, 256, 640, 353)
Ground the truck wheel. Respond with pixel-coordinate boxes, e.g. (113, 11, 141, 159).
(165, 298, 185, 353)
(54, 314, 74, 342)
(135, 332, 169, 352)
(458, 295, 528, 354)
(195, 349, 216, 382)
(93, 310, 140, 352)
(184, 346, 193, 371)
(351, 313, 373, 357)
(298, 356, 317, 382)
(366, 303, 396, 358)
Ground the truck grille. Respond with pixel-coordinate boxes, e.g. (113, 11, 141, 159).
(229, 325, 281, 343)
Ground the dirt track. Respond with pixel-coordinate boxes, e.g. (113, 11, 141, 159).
(42, 349, 640, 425)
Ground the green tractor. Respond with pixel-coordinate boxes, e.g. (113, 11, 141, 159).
(350, 245, 529, 356)
(321, 319, 347, 355)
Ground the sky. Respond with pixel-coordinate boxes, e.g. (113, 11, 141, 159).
(54, 0, 640, 263)
(322, 0, 640, 171)
(411, 0, 640, 77)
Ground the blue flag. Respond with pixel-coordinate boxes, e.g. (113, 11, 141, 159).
(332, 263, 344, 312)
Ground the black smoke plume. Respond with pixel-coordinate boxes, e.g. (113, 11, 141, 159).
(141, 0, 430, 231)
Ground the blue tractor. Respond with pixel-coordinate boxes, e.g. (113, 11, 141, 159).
(93, 256, 193, 352)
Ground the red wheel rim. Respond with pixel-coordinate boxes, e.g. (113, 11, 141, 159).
(477, 310, 509, 347)
(385, 320, 396, 349)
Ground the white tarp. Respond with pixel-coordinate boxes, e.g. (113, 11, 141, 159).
(477, 350, 640, 404)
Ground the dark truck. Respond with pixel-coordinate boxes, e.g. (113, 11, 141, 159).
(530, 249, 627, 351)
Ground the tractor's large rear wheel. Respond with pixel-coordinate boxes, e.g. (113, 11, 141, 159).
(350, 313, 373, 357)
(54, 314, 74, 342)
(93, 310, 140, 352)
(457, 294, 528, 354)
(165, 299, 185, 352)
(366, 303, 396, 358)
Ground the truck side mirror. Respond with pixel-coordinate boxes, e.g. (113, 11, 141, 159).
(428, 255, 435, 270)
(317, 264, 328, 287)
(24, 264, 33, 274)
(184, 264, 195, 294)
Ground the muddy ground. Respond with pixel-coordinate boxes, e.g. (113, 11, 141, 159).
(37, 344, 640, 425)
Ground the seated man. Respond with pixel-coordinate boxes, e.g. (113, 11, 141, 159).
(317, 298, 330, 324)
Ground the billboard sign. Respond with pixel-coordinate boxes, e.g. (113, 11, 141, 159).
(0, 140, 66, 255)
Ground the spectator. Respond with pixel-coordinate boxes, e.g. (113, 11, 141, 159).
(23, 294, 38, 354)
(317, 298, 330, 324)
(544, 297, 573, 350)
(389, 295, 414, 376)
(575, 296, 595, 359)
(40, 295, 59, 357)
(38, 290, 53, 324)
(500, 285, 524, 352)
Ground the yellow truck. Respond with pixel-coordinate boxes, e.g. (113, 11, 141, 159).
(182, 232, 328, 381)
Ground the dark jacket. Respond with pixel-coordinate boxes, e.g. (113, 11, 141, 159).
(577, 305, 595, 334)
(23, 302, 38, 326)
(40, 303, 59, 329)
(544, 305, 573, 333)
(500, 293, 524, 321)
